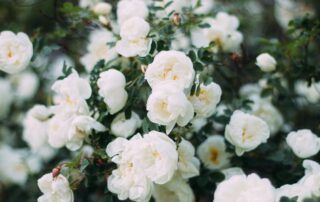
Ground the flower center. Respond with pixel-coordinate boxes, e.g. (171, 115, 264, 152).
(241, 127, 254, 143)
(209, 148, 220, 164)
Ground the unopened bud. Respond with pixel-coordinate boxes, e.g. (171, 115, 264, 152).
(141, 64, 147, 73)
(99, 16, 109, 26)
(52, 166, 61, 178)
(231, 52, 242, 63)
(173, 13, 181, 26)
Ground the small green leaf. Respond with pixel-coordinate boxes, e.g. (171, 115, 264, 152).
(198, 23, 211, 28)
(80, 159, 89, 172)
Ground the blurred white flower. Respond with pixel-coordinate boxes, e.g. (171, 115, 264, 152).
(197, 135, 231, 170)
(111, 112, 142, 138)
(0, 78, 13, 119)
(145, 50, 195, 90)
(286, 129, 320, 158)
(191, 117, 207, 133)
(295, 80, 320, 104)
(162, 0, 189, 13)
(250, 98, 284, 135)
(117, 0, 149, 25)
(298, 160, 320, 197)
(214, 173, 276, 202)
(256, 53, 277, 72)
(221, 167, 245, 180)
(97, 69, 128, 114)
(170, 30, 191, 51)
(116, 17, 151, 57)
(79, 0, 101, 8)
(177, 139, 200, 179)
(0, 146, 28, 185)
(191, 12, 243, 52)
(48, 54, 74, 80)
(147, 82, 194, 134)
(153, 174, 195, 202)
(10, 71, 39, 101)
(67, 115, 106, 151)
(0, 31, 33, 74)
(37, 173, 74, 202)
(80, 29, 117, 72)
(276, 183, 310, 202)
(93, 2, 112, 16)
(189, 82, 222, 118)
(192, 0, 215, 14)
(47, 113, 73, 148)
(225, 110, 270, 156)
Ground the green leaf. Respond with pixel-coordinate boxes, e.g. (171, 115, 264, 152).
(164, 1, 174, 9)
(188, 50, 197, 62)
(149, 40, 157, 54)
(261, 87, 274, 97)
(194, 61, 204, 71)
(198, 23, 211, 28)
(80, 159, 89, 172)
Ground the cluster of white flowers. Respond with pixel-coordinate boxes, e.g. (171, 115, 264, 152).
(191, 12, 243, 52)
(106, 131, 199, 201)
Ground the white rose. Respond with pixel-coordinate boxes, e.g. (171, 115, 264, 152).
(80, 29, 117, 72)
(0, 146, 28, 185)
(256, 53, 277, 72)
(79, 0, 101, 8)
(197, 135, 231, 170)
(37, 173, 74, 202)
(47, 113, 73, 148)
(153, 174, 195, 202)
(298, 160, 320, 197)
(52, 71, 91, 115)
(108, 162, 153, 202)
(93, 2, 112, 16)
(191, 12, 243, 52)
(111, 112, 142, 138)
(191, 117, 207, 133)
(145, 50, 195, 90)
(47, 54, 74, 80)
(250, 98, 284, 135)
(66, 115, 106, 151)
(117, 0, 148, 25)
(116, 17, 151, 57)
(177, 139, 200, 179)
(28, 104, 52, 121)
(97, 69, 128, 114)
(286, 129, 320, 158)
(276, 184, 310, 202)
(225, 110, 270, 156)
(147, 82, 194, 134)
(0, 78, 13, 119)
(134, 131, 178, 184)
(189, 82, 222, 118)
(171, 30, 191, 51)
(214, 173, 276, 202)
(10, 71, 39, 101)
(0, 31, 33, 74)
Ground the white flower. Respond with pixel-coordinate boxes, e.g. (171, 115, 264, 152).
(10, 71, 39, 101)
(162, 0, 189, 13)
(256, 53, 277, 72)
(197, 135, 231, 170)
(79, 0, 101, 8)
(147, 82, 194, 134)
(192, 0, 215, 14)
(111, 112, 142, 138)
(108, 162, 153, 202)
(134, 131, 178, 184)
(191, 117, 207, 133)
(170, 30, 191, 51)
(214, 173, 276, 202)
(23, 105, 52, 152)
(116, 17, 151, 57)
(0, 145, 28, 185)
(117, 0, 148, 25)
(191, 12, 243, 52)
(295, 80, 320, 104)
(0, 78, 13, 119)
(93, 2, 112, 16)
(0, 31, 33, 74)
(37, 173, 74, 202)
(221, 167, 245, 180)
(225, 110, 270, 156)
(47, 54, 74, 80)
(145, 50, 195, 90)
(298, 160, 320, 197)
(52, 71, 91, 115)
(276, 184, 310, 202)
(177, 139, 200, 179)
(97, 69, 128, 114)
(80, 29, 117, 72)
(250, 98, 284, 135)
(47, 113, 73, 148)
(189, 82, 222, 118)
(286, 129, 320, 158)
(66, 115, 106, 151)
(153, 174, 195, 202)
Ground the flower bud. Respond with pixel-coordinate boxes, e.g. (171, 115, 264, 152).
(173, 13, 181, 26)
